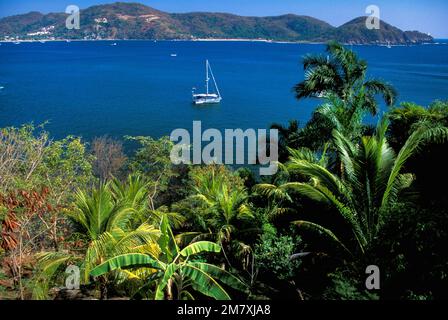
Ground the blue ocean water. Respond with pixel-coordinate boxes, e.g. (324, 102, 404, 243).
(0, 40, 447, 140)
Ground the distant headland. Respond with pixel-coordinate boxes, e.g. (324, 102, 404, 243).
(0, 2, 433, 44)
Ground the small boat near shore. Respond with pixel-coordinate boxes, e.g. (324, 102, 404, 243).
(192, 60, 222, 105)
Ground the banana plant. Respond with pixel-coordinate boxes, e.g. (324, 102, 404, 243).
(90, 215, 247, 300)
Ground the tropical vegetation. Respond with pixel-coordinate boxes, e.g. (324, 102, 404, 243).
(1, 42, 447, 300)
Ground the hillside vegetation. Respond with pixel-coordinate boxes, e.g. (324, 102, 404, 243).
(0, 2, 433, 44)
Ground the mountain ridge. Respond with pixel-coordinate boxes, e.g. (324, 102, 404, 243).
(0, 2, 433, 44)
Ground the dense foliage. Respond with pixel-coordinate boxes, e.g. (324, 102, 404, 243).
(1, 42, 447, 300)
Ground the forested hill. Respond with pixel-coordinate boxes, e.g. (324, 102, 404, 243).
(0, 2, 433, 44)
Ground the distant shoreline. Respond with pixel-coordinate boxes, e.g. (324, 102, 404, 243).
(0, 38, 323, 45)
(0, 38, 444, 46)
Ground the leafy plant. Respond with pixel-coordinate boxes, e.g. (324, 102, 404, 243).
(255, 228, 303, 281)
(257, 119, 448, 256)
(323, 270, 379, 300)
(90, 215, 247, 300)
(32, 177, 160, 299)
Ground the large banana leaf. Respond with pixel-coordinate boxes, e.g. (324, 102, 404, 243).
(179, 241, 221, 257)
(188, 262, 247, 291)
(183, 264, 231, 300)
(155, 263, 178, 300)
(158, 214, 179, 263)
(90, 253, 165, 277)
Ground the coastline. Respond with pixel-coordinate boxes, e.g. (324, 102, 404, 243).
(0, 38, 324, 45)
(0, 38, 442, 46)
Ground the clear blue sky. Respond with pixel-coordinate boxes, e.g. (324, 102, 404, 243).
(0, 0, 447, 37)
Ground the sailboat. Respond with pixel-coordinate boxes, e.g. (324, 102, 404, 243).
(192, 60, 222, 105)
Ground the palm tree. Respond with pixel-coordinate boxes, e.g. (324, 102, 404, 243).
(110, 175, 149, 215)
(387, 101, 448, 205)
(314, 93, 369, 139)
(270, 120, 301, 162)
(270, 95, 365, 155)
(257, 120, 448, 256)
(185, 166, 254, 267)
(90, 215, 247, 300)
(110, 174, 185, 227)
(32, 177, 160, 299)
(387, 101, 448, 149)
(296, 93, 371, 150)
(294, 41, 397, 115)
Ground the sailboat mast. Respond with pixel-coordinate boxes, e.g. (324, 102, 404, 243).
(208, 61, 221, 98)
(206, 60, 209, 95)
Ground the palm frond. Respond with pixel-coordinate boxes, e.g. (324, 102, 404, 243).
(292, 220, 353, 256)
(364, 79, 398, 106)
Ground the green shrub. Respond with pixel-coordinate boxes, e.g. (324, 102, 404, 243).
(323, 269, 379, 300)
(255, 227, 302, 281)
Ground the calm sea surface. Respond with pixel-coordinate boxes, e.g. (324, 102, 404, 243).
(1, 40, 447, 140)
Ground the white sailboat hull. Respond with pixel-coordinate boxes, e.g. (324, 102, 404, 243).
(193, 94, 222, 105)
(193, 98, 222, 105)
